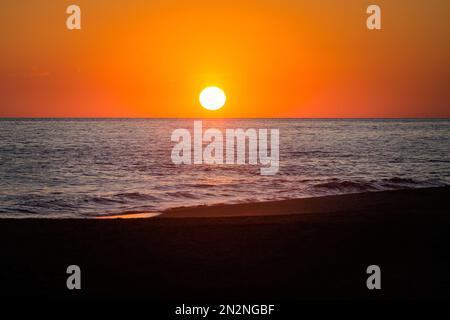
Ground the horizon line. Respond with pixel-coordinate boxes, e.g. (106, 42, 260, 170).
(1, 117, 449, 120)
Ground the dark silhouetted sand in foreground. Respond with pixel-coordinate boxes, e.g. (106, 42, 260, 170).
(1, 187, 449, 299)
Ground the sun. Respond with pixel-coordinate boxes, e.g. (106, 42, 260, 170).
(199, 87, 226, 111)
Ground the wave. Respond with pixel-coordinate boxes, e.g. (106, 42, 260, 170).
(113, 192, 158, 201)
(1, 178, 448, 218)
(88, 192, 158, 204)
(310, 177, 447, 194)
(166, 191, 200, 200)
(312, 180, 380, 192)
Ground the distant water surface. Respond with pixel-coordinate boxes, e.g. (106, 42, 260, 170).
(0, 119, 449, 218)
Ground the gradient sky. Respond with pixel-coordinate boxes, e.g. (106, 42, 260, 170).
(1, 0, 449, 118)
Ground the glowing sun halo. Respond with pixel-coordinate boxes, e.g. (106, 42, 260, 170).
(199, 87, 226, 111)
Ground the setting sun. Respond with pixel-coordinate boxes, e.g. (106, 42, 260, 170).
(199, 87, 226, 111)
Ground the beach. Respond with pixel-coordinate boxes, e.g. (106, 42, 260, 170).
(1, 187, 449, 299)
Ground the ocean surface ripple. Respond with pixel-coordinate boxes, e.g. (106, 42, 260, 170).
(0, 119, 449, 218)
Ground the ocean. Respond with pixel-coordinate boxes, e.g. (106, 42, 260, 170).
(0, 118, 449, 218)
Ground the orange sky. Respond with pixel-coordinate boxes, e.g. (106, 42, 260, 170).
(0, 0, 449, 118)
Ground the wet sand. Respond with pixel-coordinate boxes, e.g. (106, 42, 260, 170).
(1, 187, 449, 299)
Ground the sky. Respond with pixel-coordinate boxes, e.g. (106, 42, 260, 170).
(0, 0, 449, 118)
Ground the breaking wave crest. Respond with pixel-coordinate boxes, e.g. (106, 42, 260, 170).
(310, 177, 447, 194)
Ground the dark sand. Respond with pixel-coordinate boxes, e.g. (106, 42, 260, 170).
(1, 187, 449, 299)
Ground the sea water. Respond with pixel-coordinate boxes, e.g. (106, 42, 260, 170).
(0, 118, 448, 218)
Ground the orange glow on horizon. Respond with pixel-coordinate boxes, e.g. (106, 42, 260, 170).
(0, 1, 449, 118)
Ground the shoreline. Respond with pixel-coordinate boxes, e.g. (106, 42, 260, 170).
(160, 187, 449, 218)
(1, 186, 448, 220)
(1, 186, 449, 299)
